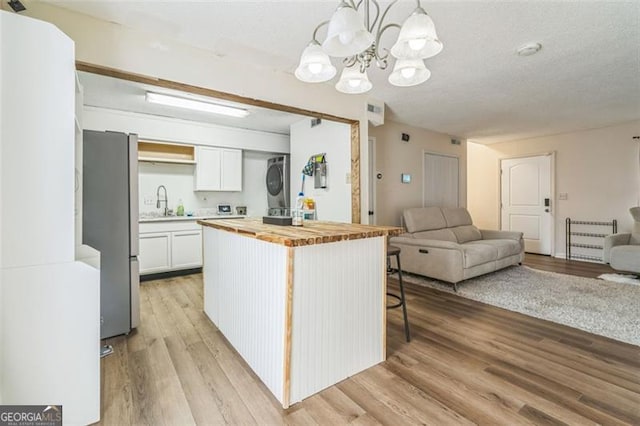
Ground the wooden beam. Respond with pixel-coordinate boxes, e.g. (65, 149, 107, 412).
(351, 122, 361, 224)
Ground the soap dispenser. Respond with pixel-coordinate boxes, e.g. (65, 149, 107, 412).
(176, 199, 185, 216)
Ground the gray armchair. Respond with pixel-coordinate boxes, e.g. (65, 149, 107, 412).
(604, 207, 640, 274)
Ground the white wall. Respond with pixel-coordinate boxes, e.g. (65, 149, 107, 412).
(139, 150, 274, 217)
(369, 121, 467, 226)
(467, 120, 640, 257)
(290, 119, 352, 222)
(21, 2, 372, 223)
(84, 107, 290, 153)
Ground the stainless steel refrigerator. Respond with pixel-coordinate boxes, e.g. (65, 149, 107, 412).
(83, 130, 140, 339)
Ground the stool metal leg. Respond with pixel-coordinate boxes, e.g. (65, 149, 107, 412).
(395, 253, 411, 342)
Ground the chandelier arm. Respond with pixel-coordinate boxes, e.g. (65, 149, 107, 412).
(414, 0, 422, 7)
(374, 23, 401, 59)
(376, 0, 399, 36)
(311, 20, 330, 43)
(343, 56, 357, 68)
(348, 0, 358, 10)
(369, 0, 381, 32)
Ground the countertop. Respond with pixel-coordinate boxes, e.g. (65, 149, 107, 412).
(139, 214, 245, 223)
(198, 217, 403, 247)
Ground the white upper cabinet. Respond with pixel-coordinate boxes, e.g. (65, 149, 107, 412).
(195, 146, 242, 191)
(221, 148, 243, 191)
(195, 146, 222, 190)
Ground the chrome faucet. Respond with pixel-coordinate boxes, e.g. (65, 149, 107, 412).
(156, 185, 168, 216)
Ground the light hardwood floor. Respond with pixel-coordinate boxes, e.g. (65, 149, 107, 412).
(99, 259, 639, 425)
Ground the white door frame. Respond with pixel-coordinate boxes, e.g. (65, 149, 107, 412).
(499, 152, 556, 256)
(422, 150, 460, 207)
(368, 137, 377, 225)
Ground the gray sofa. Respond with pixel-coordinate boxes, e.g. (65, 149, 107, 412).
(604, 207, 640, 274)
(390, 207, 524, 291)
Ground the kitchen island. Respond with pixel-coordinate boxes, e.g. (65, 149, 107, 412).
(198, 218, 402, 408)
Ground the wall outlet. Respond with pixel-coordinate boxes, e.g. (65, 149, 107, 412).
(143, 195, 154, 205)
(559, 193, 568, 200)
(345, 172, 351, 184)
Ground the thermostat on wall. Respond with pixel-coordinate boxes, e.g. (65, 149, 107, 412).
(401, 174, 411, 184)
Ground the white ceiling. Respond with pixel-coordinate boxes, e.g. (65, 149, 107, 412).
(78, 71, 307, 135)
(50, 0, 640, 143)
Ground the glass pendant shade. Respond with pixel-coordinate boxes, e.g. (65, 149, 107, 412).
(388, 58, 431, 87)
(295, 42, 337, 83)
(335, 66, 372, 94)
(390, 8, 443, 59)
(322, 2, 374, 57)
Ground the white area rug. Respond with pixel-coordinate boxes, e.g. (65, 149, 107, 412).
(598, 273, 640, 286)
(392, 266, 640, 346)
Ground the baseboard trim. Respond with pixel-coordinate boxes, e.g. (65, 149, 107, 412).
(141, 268, 202, 282)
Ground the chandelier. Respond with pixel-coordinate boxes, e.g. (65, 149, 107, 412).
(294, 0, 443, 94)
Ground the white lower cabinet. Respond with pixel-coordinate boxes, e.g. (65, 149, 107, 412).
(139, 232, 171, 274)
(171, 231, 203, 269)
(139, 221, 202, 275)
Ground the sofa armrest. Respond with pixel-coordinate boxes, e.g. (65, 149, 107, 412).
(390, 236, 462, 251)
(603, 233, 631, 263)
(480, 229, 523, 241)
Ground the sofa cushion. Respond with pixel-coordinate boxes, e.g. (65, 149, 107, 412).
(404, 207, 447, 233)
(468, 239, 522, 258)
(413, 229, 457, 242)
(442, 207, 473, 227)
(451, 225, 482, 243)
(461, 244, 497, 267)
(610, 245, 640, 273)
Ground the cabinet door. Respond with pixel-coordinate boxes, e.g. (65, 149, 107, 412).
(195, 146, 221, 191)
(139, 232, 171, 274)
(171, 230, 203, 269)
(221, 148, 242, 191)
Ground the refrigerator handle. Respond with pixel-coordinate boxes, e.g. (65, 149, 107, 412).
(129, 134, 139, 256)
(130, 257, 140, 329)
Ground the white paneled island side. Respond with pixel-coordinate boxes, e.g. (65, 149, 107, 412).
(198, 218, 402, 407)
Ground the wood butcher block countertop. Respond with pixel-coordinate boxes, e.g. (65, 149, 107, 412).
(198, 218, 403, 247)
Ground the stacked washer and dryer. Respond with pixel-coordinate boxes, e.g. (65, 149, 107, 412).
(266, 155, 290, 216)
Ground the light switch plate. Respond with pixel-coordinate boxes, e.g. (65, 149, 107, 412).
(345, 173, 351, 184)
(559, 193, 568, 200)
(143, 195, 154, 205)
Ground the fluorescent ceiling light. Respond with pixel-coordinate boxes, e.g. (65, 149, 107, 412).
(145, 92, 249, 118)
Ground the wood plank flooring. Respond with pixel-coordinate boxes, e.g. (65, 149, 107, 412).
(523, 253, 616, 278)
(98, 261, 639, 425)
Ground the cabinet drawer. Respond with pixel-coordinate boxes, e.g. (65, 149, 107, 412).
(139, 220, 200, 234)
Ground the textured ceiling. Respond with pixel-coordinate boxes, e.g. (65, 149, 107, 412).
(49, 0, 640, 143)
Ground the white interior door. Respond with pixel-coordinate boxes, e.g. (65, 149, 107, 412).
(423, 153, 459, 207)
(501, 155, 552, 254)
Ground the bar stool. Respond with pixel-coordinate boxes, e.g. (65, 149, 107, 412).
(387, 245, 411, 342)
